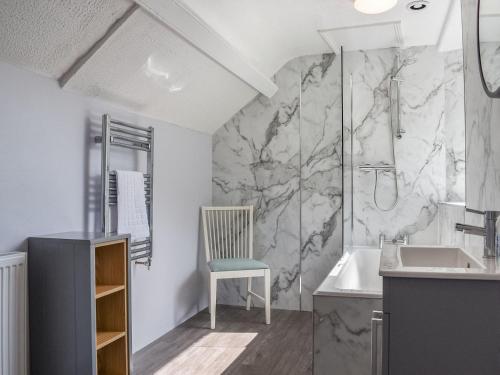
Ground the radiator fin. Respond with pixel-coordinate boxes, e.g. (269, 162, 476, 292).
(0, 253, 27, 375)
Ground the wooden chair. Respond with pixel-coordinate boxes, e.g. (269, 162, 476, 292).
(202, 206, 271, 329)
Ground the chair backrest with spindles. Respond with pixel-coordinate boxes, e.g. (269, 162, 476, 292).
(201, 206, 254, 262)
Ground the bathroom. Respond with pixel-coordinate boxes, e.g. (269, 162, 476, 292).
(0, 0, 499, 374)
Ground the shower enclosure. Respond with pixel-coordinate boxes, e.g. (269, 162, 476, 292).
(352, 57, 416, 213)
(342, 46, 465, 249)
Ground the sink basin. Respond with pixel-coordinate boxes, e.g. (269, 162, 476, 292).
(399, 246, 484, 269)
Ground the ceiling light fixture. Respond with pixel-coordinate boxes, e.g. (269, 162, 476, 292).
(354, 0, 397, 14)
(406, 1, 429, 11)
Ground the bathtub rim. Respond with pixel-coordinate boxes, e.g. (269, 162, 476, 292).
(313, 246, 383, 299)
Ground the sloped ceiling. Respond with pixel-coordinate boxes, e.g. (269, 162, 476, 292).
(0, 0, 463, 134)
(62, 8, 258, 132)
(0, 0, 132, 78)
(0, 0, 258, 134)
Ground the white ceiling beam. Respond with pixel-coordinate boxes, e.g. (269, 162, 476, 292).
(59, 3, 139, 87)
(437, 0, 462, 52)
(317, 30, 341, 55)
(135, 0, 278, 98)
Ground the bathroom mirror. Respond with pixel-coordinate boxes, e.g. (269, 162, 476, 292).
(478, 0, 500, 97)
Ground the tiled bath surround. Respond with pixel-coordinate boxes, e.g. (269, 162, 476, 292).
(313, 296, 382, 375)
(343, 46, 465, 248)
(213, 54, 343, 310)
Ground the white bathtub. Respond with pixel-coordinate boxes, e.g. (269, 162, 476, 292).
(313, 248, 383, 375)
(314, 247, 382, 298)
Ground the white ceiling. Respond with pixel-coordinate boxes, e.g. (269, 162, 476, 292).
(184, 0, 461, 70)
(320, 21, 404, 52)
(0, 0, 464, 134)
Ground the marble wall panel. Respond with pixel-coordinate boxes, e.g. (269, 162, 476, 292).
(212, 54, 343, 310)
(343, 46, 465, 247)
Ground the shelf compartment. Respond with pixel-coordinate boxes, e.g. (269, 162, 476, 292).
(96, 290, 126, 332)
(96, 331, 126, 350)
(97, 335, 128, 374)
(96, 285, 125, 299)
(95, 240, 126, 286)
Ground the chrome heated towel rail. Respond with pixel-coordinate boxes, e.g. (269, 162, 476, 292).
(96, 114, 154, 268)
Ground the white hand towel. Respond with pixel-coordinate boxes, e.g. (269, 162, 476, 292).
(116, 170, 150, 241)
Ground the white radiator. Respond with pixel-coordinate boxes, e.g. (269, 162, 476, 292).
(0, 252, 27, 375)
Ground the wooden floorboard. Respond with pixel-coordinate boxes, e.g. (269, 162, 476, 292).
(132, 305, 313, 375)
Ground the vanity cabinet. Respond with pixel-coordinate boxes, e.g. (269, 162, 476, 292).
(28, 232, 131, 375)
(382, 277, 500, 375)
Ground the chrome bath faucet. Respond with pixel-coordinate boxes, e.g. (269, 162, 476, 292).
(379, 233, 409, 249)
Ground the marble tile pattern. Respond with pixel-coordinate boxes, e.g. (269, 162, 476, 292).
(444, 50, 466, 202)
(437, 202, 465, 247)
(462, 0, 500, 211)
(300, 55, 343, 310)
(343, 46, 465, 246)
(313, 295, 382, 375)
(212, 54, 342, 310)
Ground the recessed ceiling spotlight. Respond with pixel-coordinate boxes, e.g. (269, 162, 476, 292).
(354, 0, 397, 14)
(407, 0, 430, 11)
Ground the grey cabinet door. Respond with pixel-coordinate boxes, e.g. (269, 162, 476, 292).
(382, 313, 390, 375)
(383, 277, 500, 375)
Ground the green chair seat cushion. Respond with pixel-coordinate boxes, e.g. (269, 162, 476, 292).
(208, 258, 269, 272)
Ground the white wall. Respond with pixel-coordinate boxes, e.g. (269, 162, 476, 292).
(0, 61, 211, 352)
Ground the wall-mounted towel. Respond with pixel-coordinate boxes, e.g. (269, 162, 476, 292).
(117, 170, 150, 241)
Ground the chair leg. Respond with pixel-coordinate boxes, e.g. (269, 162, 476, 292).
(210, 273, 217, 329)
(208, 276, 212, 315)
(246, 277, 252, 311)
(264, 269, 271, 324)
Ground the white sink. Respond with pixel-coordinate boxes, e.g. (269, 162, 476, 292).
(399, 246, 484, 269)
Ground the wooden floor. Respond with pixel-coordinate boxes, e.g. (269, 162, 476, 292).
(132, 305, 313, 375)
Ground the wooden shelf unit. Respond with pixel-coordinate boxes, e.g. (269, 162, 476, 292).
(28, 232, 131, 375)
(95, 239, 129, 374)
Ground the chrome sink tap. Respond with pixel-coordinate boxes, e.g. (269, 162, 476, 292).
(379, 233, 409, 249)
(456, 210, 500, 258)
